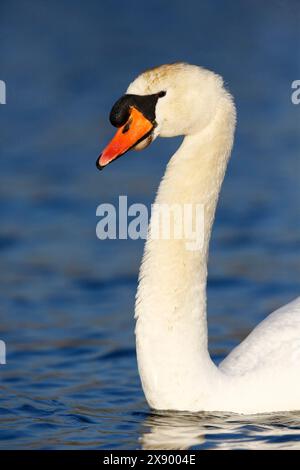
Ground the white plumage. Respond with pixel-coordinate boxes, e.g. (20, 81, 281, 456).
(124, 63, 300, 414)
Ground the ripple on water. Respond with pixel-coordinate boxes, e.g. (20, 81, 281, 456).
(1, 0, 300, 451)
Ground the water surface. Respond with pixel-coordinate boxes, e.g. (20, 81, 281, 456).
(0, 0, 300, 449)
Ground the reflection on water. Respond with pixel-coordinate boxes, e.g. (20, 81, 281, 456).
(141, 411, 300, 450)
(141, 412, 205, 450)
(0, 0, 300, 449)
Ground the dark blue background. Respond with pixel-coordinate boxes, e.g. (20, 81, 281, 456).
(0, 0, 299, 449)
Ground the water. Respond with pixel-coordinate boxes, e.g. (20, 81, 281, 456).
(0, 0, 300, 449)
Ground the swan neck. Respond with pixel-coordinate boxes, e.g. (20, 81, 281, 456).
(135, 100, 235, 409)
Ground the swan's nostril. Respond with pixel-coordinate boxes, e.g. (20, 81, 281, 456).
(122, 122, 130, 133)
(122, 117, 132, 134)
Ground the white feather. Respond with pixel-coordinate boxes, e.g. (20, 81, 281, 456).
(126, 63, 300, 414)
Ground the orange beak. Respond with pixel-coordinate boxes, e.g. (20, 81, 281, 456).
(96, 107, 154, 170)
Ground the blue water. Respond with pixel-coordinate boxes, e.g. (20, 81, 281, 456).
(0, 0, 300, 449)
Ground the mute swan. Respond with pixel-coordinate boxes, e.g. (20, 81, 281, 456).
(97, 63, 300, 414)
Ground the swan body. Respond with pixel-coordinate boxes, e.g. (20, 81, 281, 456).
(99, 63, 300, 414)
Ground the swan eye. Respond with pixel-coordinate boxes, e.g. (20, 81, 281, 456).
(158, 91, 166, 98)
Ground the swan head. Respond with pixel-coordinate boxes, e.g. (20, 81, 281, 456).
(97, 63, 228, 169)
